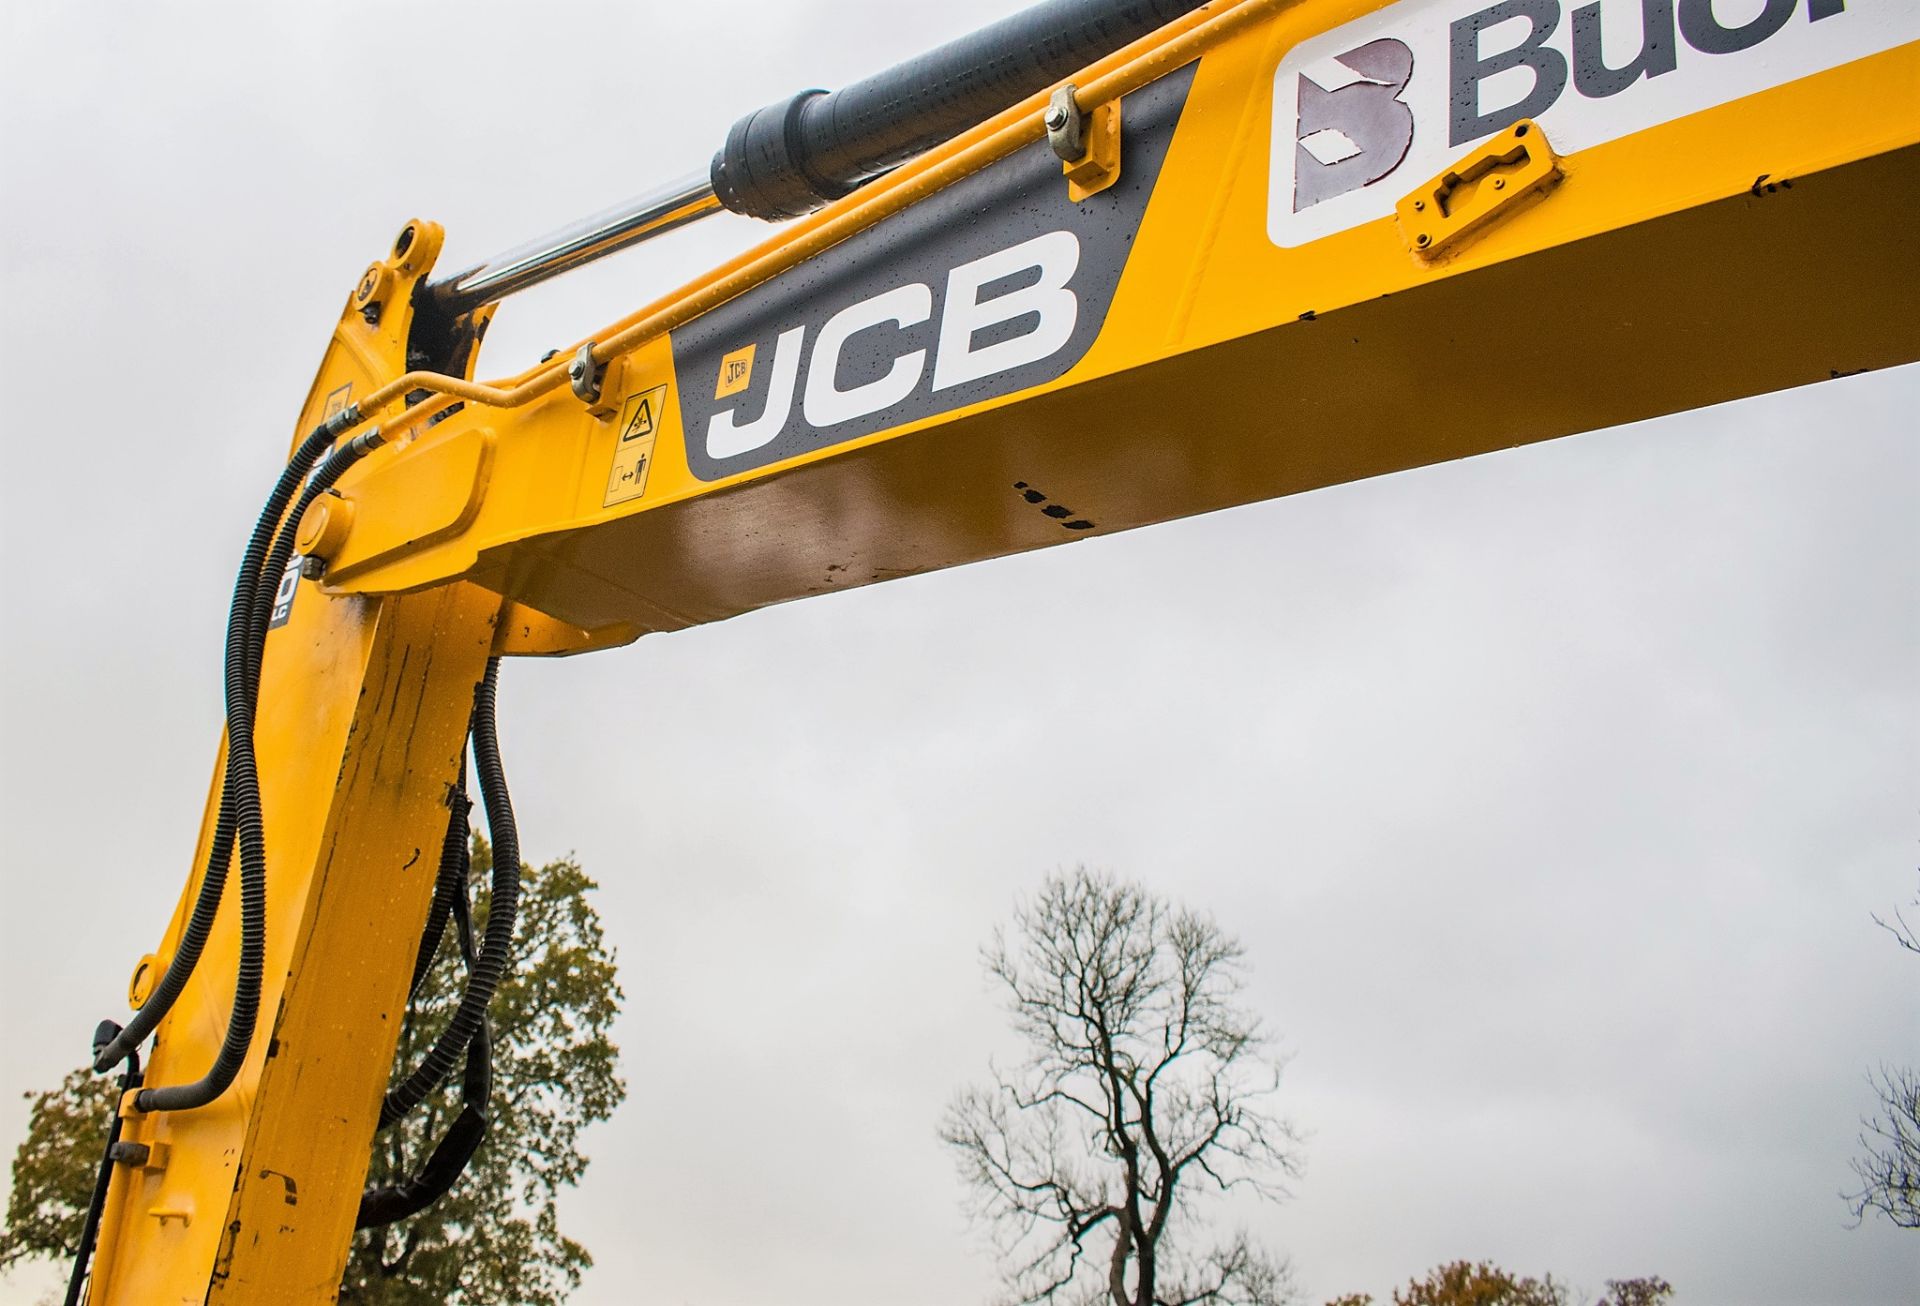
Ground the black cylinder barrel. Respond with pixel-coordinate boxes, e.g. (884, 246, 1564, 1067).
(710, 0, 1209, 221)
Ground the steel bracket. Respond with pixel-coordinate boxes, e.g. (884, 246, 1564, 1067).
(1046, 84, 1121, 202)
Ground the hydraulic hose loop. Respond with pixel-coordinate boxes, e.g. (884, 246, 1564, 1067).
(380, 658, 519, 1128)
(356, 1023, 490, 1228)
(358, 870, 493, 1229)
(132, 425, 380, 1113)
(92, 411, 361, 1077)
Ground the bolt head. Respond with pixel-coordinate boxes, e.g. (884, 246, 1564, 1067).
(1045, 105, 1069, 130)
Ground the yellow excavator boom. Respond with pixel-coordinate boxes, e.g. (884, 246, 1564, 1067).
(74, 0, 1918, 1299)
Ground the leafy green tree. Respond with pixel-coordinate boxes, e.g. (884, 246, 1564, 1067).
(0, 1068, 119, 1274)
(943, 867, 1301, 1306)
(1388, 1262, 1566, 1306)
(344, 836, 625, 1304)
(3, 837, 624, 1306)
(1594, 1280, 1675, 1306)
(1323, 1262, 1672, 1306)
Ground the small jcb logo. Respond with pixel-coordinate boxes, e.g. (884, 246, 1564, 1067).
(715, 345, 756, 400)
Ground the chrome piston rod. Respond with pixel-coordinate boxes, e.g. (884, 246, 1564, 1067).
(424, 171, 721, 320)
(419, 0, 1208, 320)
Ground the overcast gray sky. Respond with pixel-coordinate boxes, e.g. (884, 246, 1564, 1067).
(2, 3, 1915, 1304)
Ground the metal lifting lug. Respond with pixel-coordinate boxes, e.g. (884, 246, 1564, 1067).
(569, 342, 604, 405)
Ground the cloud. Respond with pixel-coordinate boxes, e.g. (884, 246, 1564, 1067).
(2, 3, 1914, 1303)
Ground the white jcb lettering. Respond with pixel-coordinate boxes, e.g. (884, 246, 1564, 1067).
(802, 283, 933, 428)
(931, 231, 1081, 393)
(706, 230, 1084, 458)
(706, 325, 806, 458)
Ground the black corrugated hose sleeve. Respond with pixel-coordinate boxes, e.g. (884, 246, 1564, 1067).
(92, 415, 349, 1077)
(356, 1027, 491, 1228)
(409, 781, 472, 1002)
(357, 874, 493, 1228)
(135, 428, 377, 1113)
(379, 657, 518, 1128)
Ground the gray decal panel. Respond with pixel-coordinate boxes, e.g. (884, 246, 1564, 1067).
(674, 65, 1197, 482)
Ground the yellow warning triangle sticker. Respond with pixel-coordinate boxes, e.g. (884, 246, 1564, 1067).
(604, 383, 667, 508)
(621, 393, 657, 442)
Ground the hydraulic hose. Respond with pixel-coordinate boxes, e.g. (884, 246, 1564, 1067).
(358, 863, 493, 1228)
(409, 780, 473, 1003)
(63, 1024, 141, 1306)
(93, 410, 361, 1077)
(380, 658, 519, 1127)
(358, 1022, 490, 1227)
(133, 425, 382, 1113)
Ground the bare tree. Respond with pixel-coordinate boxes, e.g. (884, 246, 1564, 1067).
(942, 868, 1301, 1306)
(1846, 876, 1920, 1229)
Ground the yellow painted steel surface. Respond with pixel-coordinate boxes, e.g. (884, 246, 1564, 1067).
(87, 224, 508, 1302)
(90, 0, 1920, 1299)
(309, 18, 1919, 654)
(89, 582, 499, 1304)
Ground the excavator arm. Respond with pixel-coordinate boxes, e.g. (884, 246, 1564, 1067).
(73, 0, 1918, 1299)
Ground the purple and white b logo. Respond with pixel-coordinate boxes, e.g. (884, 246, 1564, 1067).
(1292, 38, 1415, 213)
